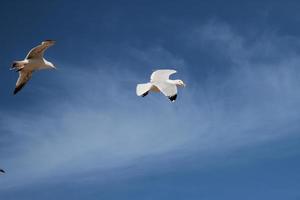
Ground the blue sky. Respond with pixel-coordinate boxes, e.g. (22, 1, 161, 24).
(0, 0, 300, 199)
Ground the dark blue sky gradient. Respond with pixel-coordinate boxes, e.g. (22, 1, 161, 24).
(0, 1, 300, 199)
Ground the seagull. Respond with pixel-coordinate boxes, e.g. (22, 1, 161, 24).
(11, 40, 56, 95)
(0, 169, 5, 174)
(136, 69, 185, 102)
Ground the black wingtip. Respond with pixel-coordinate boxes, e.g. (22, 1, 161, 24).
(44, 39, 56, 43)
(13, 88, 18, 95)
(168, 94, 177, 102)
(0, 169, 5, 173)
(13, 82, 26, 95)
(142, 91, 149, 97)
(13, 88, 20, 95)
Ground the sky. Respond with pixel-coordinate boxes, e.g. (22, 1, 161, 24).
(0, 0, 300, 199)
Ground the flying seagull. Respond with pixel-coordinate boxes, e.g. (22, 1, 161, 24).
(136, 69, 185, 102)
(0, 169, 5, 174)
(11, 40, 56, 95)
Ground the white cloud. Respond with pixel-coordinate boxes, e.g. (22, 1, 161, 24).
(1, 22, 300, 189)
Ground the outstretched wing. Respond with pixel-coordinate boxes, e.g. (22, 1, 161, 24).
(136, 83, 152, 96)
(154, 82, 178, 102)
(26, 40, 55, 59)
(14, 70, 32, 95)
(0, 169, 5, 173)
(150, 69, 177, 82)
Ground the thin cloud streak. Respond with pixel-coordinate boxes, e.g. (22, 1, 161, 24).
(1, 21, 300, 189)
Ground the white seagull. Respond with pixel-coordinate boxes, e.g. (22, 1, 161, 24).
(11, 40, 56, 95)
(136, 69, 185, 102)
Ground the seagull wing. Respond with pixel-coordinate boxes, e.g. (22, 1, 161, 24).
(0, 169, 5, 173)
(26, 40, 55, 59)
(150, 69, 177, 82)
(136, 83, 153, 96)
(14, 70, 33, 95)
(154, 82, 178, 102)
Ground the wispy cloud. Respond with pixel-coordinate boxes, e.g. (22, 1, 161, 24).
(1, 21, 300, 190)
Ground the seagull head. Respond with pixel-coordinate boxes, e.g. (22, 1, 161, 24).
(175, 80, 186, 87)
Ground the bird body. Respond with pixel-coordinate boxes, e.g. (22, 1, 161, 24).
(11, 40, 56, 94)
(136, 69, 185, 102)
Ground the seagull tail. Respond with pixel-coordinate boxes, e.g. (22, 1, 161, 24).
(136, 83, 152, 97)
